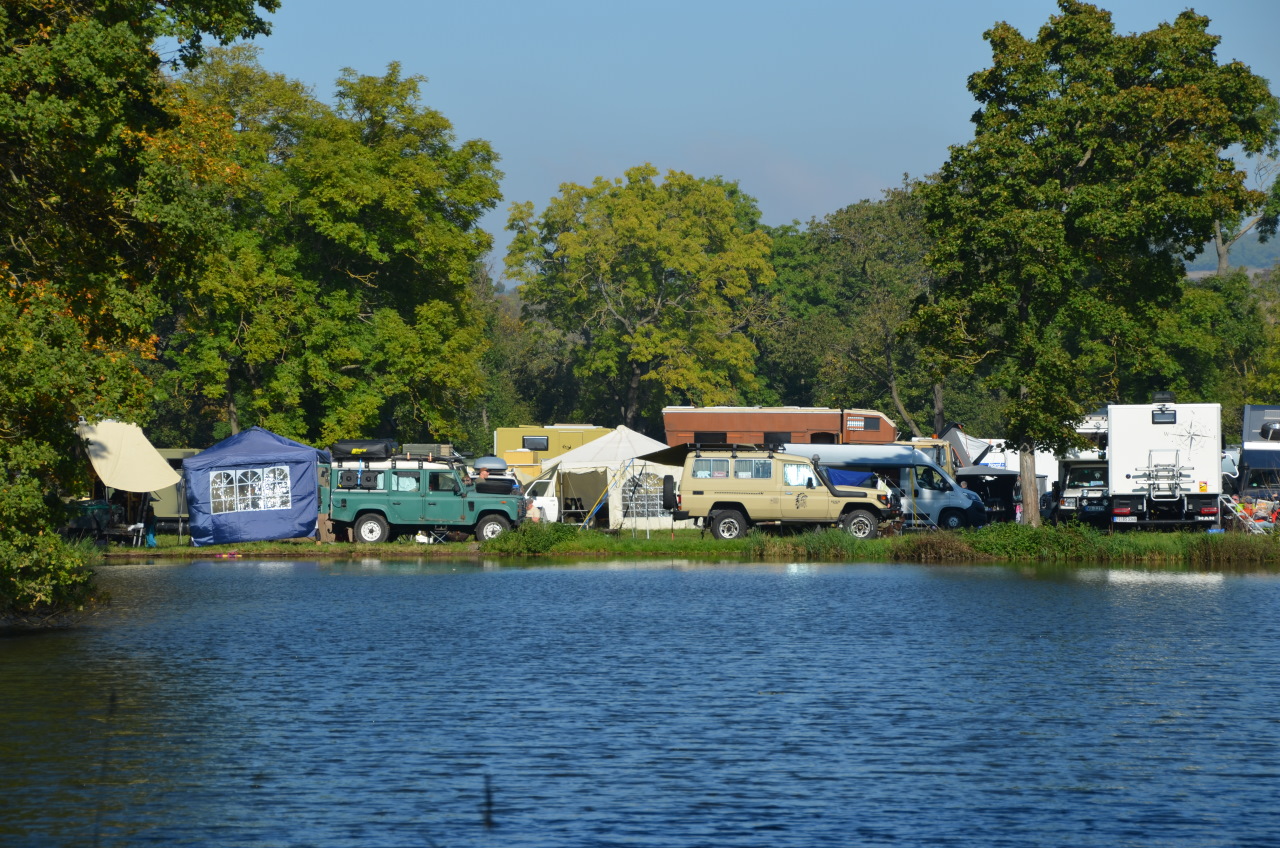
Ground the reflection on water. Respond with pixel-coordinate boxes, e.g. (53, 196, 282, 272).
(3, 558, 1280, 847)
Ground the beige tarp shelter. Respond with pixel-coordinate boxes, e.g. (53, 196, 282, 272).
(539, 425, 691, 529)
(77, 420, 180, 493)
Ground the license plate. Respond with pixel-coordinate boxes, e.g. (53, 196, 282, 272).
(1113, 516, 1137, 523)
(1083, 505, 1104, 512)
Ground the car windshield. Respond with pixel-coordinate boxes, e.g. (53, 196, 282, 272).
(1065, 467, 1107, 487)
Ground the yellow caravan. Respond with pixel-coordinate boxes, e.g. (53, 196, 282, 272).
(494, 424, 612, 481)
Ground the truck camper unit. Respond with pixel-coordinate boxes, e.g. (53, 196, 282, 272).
(663, 406, 896, 447)
(1107, 398, 1223, 529)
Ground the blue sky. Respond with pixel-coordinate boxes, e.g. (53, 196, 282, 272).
(249, 1, 1280, 267)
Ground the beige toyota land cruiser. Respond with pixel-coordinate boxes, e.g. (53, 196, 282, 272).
(666, 446, 900, 540)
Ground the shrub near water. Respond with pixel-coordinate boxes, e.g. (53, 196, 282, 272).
(748, 529, 894, 561)
(481, 521, 587, 554)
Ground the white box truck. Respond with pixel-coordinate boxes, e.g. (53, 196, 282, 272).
(1107, 399, 1222, 528)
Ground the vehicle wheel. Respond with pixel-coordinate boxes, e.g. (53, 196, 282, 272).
(355, 513, 389, 543)
(475, 514, 510, 541)
(710, 509, 748, 540)
(938, 509, 967, 530)
(842, 509, 879, 539)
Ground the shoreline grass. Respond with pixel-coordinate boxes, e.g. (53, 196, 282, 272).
(93, 521, 1280, 570)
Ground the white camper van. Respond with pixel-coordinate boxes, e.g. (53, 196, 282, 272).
(790, 444, 987, 530)
(1106, 399, 1222, 528)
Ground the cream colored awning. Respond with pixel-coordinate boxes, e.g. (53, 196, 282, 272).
(77, 420, 181, 493)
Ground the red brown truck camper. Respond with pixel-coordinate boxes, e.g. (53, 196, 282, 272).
(662, 406, 897, 446)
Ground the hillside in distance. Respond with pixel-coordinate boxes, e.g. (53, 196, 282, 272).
(1185, 230, 1280, 273)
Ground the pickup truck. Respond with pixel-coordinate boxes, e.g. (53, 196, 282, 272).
(322, 454, 524, 543)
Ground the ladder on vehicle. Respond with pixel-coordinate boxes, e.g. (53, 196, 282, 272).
(1221, 494, 1269, 534)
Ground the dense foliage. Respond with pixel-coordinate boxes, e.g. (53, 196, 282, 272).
(506, 165, 775, 430)
(157, 47, 502, 447)
(0, 1, 276, 618)
(915, 0, 1279, 523)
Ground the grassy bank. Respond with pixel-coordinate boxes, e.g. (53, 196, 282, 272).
(98, 521, 1280, 569)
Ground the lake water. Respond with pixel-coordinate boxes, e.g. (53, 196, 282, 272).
(3, 557, 1280, 847)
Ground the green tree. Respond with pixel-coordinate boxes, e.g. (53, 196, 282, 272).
(753, 222, 835, 408)
(1122, 271, 1266, 437)
(506, 165, 775, 433)
(0, 1, 275, 619)
(915, 1, 1278, 524)
(806, 179, 936, 436)
(162, 47, 502, 447)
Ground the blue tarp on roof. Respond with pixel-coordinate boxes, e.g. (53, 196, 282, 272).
(184, 427, 331, 547)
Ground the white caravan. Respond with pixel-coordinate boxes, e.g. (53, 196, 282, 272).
(1106, 399, 1222, 528)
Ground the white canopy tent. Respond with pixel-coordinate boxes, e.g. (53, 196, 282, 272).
(539, 425, 690, 529)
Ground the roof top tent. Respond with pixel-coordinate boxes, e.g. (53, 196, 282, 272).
(662, 406, 896, 447)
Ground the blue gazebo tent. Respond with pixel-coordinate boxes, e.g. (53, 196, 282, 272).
(184, 427, 330, 547)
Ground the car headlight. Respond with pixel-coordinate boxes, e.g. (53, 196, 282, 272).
(1062, 497, 1077, 508)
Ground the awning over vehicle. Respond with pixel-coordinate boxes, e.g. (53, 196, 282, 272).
(77, 420, 181, 493)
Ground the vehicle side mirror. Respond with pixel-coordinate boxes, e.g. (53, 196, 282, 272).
(807, 479, 815, 489)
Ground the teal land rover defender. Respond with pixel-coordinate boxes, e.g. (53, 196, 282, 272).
(322, 447, 524, 543)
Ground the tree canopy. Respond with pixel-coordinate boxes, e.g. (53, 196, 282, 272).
(161, 47, 503, 446)
(914, 0, 1279, 523)
(0, 1, 277, 616)
(506, 165, 775, 432)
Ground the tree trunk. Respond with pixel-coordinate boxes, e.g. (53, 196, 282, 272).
(622, 360, 642, 430)
(1215, 221, 1231, 276)
(1020, 440, 1040, 527)
(227, 382, 240, 435)
(933, 383, 945, 437)
(890, 374, 923, 438)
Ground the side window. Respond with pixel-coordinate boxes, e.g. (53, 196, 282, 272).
(394, 471, 420, 492)
(734, 459, 771, 479)
(692, 458, 730, 478)
(916, 466, 947, 491)
(783, 463, 816, 487)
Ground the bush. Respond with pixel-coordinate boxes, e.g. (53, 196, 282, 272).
(747, 528, 892, 561)
(0, 532, 99, 627)
(0, 457, 101, 627)
(963, 521, 1107, 561)
(1186, 532, 1280, 567)
(890, 531, 977, 562)
(480, 520, 584, 554)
